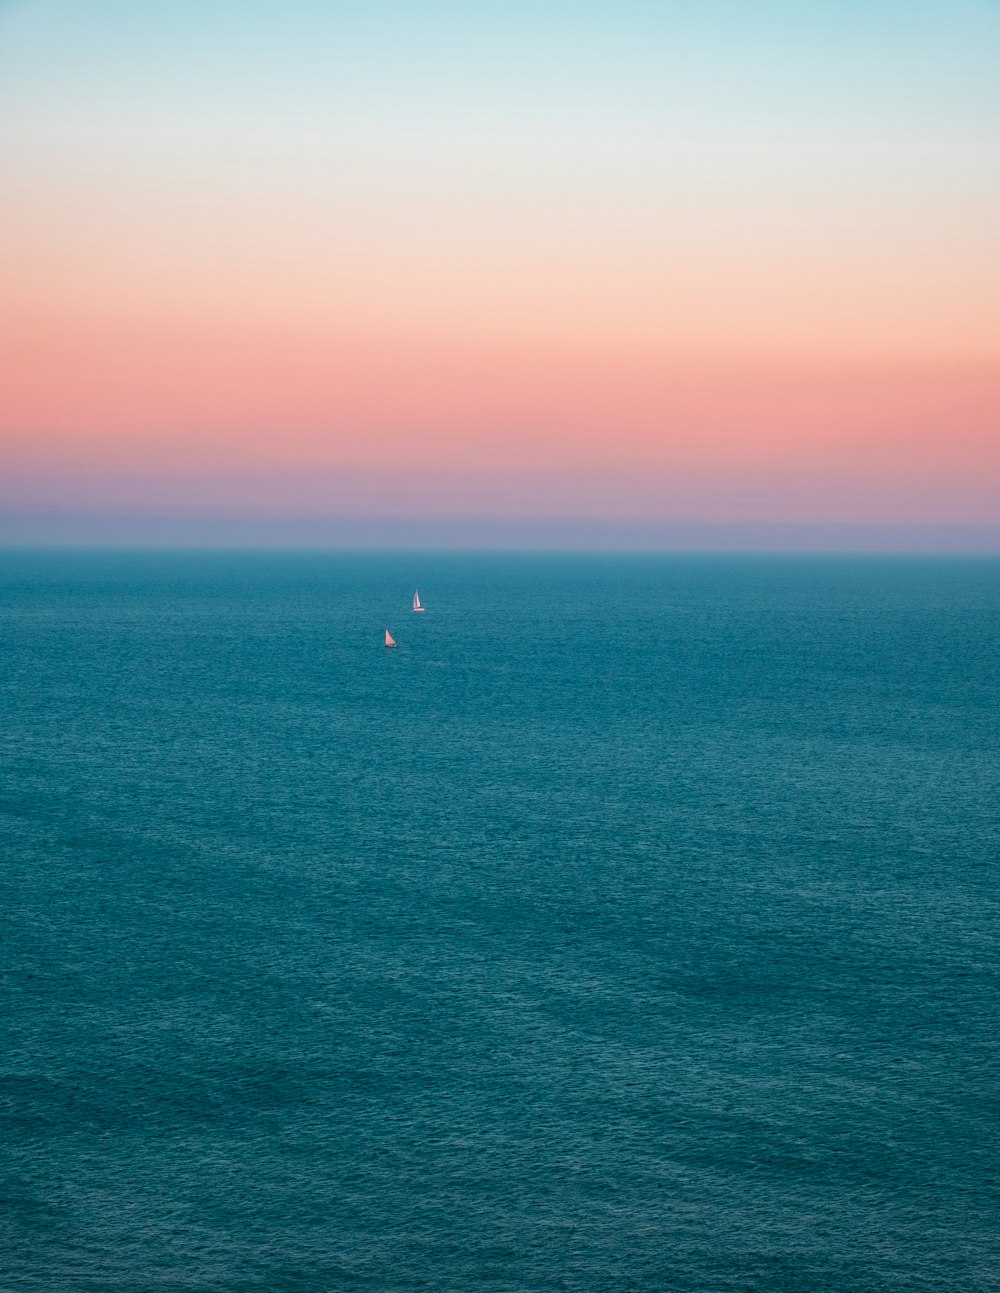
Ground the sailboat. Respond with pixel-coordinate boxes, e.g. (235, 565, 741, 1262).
(384, 629, 396, 648)
(412, 590, 425, 613)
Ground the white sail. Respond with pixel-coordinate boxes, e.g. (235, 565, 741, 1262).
(384, 629, 396, 647)
(413, 590, 424, 612)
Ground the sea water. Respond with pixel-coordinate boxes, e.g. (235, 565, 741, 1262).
(1, 550, 998, 1292)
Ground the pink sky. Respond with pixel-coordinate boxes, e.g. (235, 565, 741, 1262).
(2, 1, 998, 544)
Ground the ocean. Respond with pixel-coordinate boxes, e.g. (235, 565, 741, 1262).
(1, 550, 998, 1292)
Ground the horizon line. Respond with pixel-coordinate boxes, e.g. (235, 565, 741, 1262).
(1, 514, 999, 556)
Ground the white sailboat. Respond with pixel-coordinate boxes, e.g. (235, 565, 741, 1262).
(384, 628, 396, 648)
(412, 590, 425, 613)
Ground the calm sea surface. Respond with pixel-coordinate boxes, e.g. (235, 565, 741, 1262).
(1, 551, 998, 1293)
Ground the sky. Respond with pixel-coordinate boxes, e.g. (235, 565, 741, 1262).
(1, 0, 998, 547)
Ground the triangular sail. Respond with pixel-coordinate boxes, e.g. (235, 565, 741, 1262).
(413, 590, 424, 612)
(384, 629, 396, 647)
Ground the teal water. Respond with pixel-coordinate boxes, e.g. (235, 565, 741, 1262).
(2, 551, 998, 1292)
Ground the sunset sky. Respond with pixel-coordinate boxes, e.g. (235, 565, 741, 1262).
(2, 0, 998, 546)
